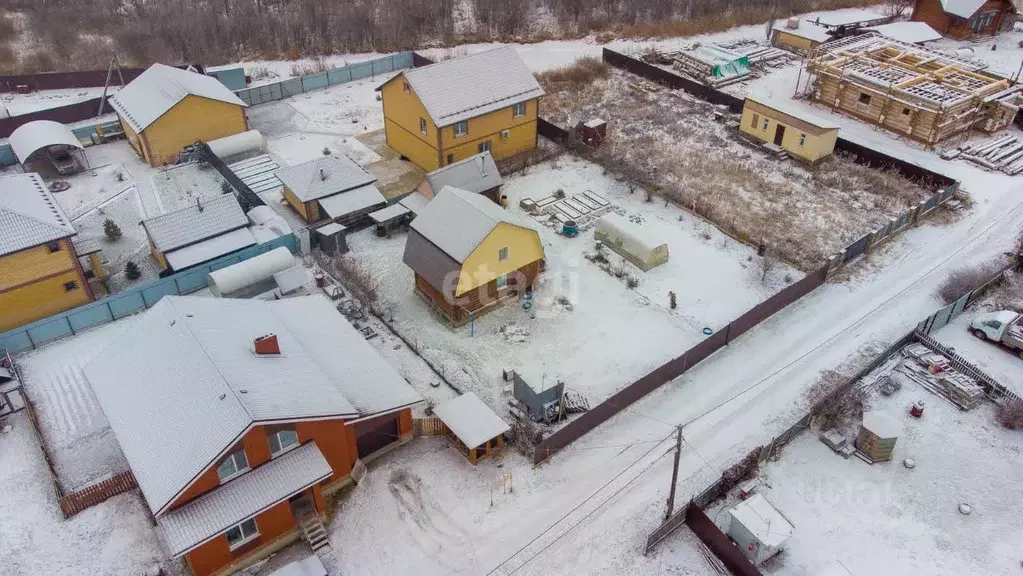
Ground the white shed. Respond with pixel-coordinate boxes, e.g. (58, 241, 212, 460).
(727, 494, 794, 565)
(594, 213, 669, 271)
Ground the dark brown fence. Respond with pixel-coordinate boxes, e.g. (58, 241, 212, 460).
(0, 97, 116, 138)
(412, 52, 436, 67)
(602, 48, 744, 113)
(685, 505, 763, 576)
(533, 265, 828, 464)
(537, 117, 569, 143)
(833, 137, 955, 189)
(60, 470, 138, 517)
(0, 64, 204, 92)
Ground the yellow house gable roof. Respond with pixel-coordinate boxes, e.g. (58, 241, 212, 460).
(111, 63, 247, 133)
(379, 47, 544, 127)
(0, 172, 77, 256)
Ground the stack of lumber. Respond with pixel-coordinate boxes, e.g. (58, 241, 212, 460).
(899, 344, 984, 409)
(944, 135, 1023, 175)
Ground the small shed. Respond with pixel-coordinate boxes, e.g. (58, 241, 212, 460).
(9, 120, 88, 174)
(368, 203, 412, 237)
(398, 191, 431, 217)
(513, 369, 564, 422)
(740, 97, 840, 163)
(771, 19, 832, 54)
(418, 151, 503, 202)
(275, 154, 385, 225)
(594, 213, 669, 272)
(856, 411, 902, 463)
(433, 392, 511, 464)
(315, 222, 348, 255)
(727, 494, 794, 565)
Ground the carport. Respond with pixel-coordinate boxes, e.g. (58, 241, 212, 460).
(9, 120, 88, 174)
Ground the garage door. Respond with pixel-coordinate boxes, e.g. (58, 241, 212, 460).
(355, 413, 399, 458)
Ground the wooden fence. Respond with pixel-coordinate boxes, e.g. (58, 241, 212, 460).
(59, 471, 138, 517)
(414, 417, 447, 437)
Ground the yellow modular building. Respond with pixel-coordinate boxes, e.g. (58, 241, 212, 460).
(0, 173, 94, 332)
(110, 64, 248, 166)
(740, 97, 840, 163)
(403, 186, 544, 325)
(771, 20, 832, 54)
(377, 46, 545, 172)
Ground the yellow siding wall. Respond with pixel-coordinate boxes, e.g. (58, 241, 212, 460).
(0, 240, 90, 332)
(119, 116, 146, 161)
(380, 73, 539, 171)
(456, 223, 544, 295)
(283, 186, 320, 222)
(142, 95, 247, 166)
(381, 75, 441, 171)
(739, 107, 837, 162)
(439, 99, 538, 165)
(772, 30, 816, 52)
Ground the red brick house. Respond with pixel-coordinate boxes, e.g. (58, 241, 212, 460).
(911, 0, 1018, 38)
(84, 295, 422, 576)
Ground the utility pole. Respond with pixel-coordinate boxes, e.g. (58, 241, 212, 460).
(664, 425, 683, 520)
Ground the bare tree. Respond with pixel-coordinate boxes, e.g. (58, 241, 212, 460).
(880, 0, 915, 18)
(759, 246, 778, 283)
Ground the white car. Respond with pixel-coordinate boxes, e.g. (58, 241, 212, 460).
(970, 310, 1023, 359)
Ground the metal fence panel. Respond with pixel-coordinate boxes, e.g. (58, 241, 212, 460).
(108, 291, 146, 319)
(0, 144, 14, 167)
(141, 278, 180, 307)
(923, 192, 939, 212)
(349, 62, 374, 81)
(281, 78, 304, 98)
(66, 302, 114, 332)
(327, 68, 353, 85)
(25, 317, 74, 346)
(302, 72, 329, 91)
(0, 331, 33, 354)
(843, 233, 871, 263)
(174, 267, 212, 294)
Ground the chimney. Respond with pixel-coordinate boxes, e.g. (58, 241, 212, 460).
(196, 197, 204, 212)
(253, 333, 280, 355)
(319, 168, 327, 181)
(787, 17, 799, 29)
(478, 155, 487, 177)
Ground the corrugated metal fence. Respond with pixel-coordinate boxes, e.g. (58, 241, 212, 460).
(0, 234, 297, 354)
(235, 52, 414, 106)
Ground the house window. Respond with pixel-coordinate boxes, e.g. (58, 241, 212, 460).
(902, 107, 911, 116)
(63, 281, 77, 292)
(496, 274, 508, 289)
(751, 113, 759, 129)
(225, 518, 259, 550)
(419, 117, 427, 134)
(478, 140, 492, 153)
(761, 118, 769, 131)
(857, 93, 871, 106)
(446, 154, 454, 165)
(268, 429, 299, 456)
(454, 120, 468, 137)
(498, 247, 508, 261)
(46, 241, 61, 253)
(798, 134, 806, 147)
(512, 102, 526, 117)
(217, 450, 249, 482)
(402, 81, 411, 94)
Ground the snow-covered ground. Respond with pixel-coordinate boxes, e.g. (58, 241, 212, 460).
(934, 301, 1023, 398)
(0, 86, 119, 116)
(150, 162, 229, 213)
(346, 155, 799, 410)
(211, 53, 395, 88)
(708, 385, 1023, 576)
(930, 23, 1023, 79)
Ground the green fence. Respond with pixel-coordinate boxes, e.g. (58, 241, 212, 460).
(0, 234, 296, 354)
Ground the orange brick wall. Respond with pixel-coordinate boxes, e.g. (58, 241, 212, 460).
(296, 419, 357, 483)
(183, 499, 296, 576)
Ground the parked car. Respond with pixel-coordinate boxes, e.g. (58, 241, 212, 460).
(47, 148, 79, 175)
(970, 310, 1023, 359)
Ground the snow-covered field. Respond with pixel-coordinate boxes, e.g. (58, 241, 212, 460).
(150, 162, 229, 213)
(708, 386, 1023, 576)
(0, 86, 119, 116)
(346, 156, 799, 410)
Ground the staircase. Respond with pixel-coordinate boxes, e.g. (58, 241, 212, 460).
(296, 505, 333, 556)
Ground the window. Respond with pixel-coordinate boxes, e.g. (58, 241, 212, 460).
(512, 102, 526, 117)
(798, 133, 806, 147)
(901, 107, 911, 117)
(268, 429, 299, 456)
(217, 450, 249, 482)
(496, 274, 508, 289)
(63, 281, 77, 292)
(446, 154, 454, 165)
(225, 518, 259, 550)
(402, 81, 411, 94)
(751, 113, 759, 129)
(761, 118, 769, 131)
(46, 241, 61, 253)
(478, 140, 492, 153)
(498, 247, 508, 261)
(984, 320, 1003, 329)
(454, 120, 468, 137)
(419, 117, 427, 134)
(857, 93, 871, 106)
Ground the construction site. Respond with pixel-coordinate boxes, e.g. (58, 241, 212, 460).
(799, 33, 1023, 146)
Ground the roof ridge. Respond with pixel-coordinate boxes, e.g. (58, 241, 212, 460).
(0, 179, 75, 235)
(145, 193, 236, 223)
(165, 297, 256, 422)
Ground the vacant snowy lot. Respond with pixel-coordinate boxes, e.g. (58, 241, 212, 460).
(539, 66, 934, 271)
(704, 379, 1023, 576)
(345, 156, 799, 412)
(150, 162, 230, 213)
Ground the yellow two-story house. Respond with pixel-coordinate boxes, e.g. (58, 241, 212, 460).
(0, 173, 94, 332)
(378, 46, 545, 172)
(110, 63, 248, 167)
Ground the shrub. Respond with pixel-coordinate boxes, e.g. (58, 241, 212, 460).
(322, 147, 331, 155)
(535, 56, 610, 92)
(102, 218, 122, 241)
(625, 275, 639, 288)
(936, 262, 1003, 304)
(996, 397, 1023, 430)
(804, 369, 864, 430)
(124, 260, 141, 281)
(220, 180, 232, 194)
